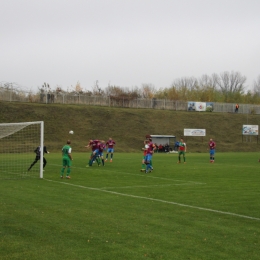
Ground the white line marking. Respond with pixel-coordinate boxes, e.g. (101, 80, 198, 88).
(99, 183, 199, 189)
(44, 179, 260, 221)
(115, 171, 206, 184)
(49, 163, 206, 184)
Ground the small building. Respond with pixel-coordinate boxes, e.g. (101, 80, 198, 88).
(150, 135, 176, 152)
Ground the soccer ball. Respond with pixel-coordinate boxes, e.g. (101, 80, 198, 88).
(69, 130, 74, 134)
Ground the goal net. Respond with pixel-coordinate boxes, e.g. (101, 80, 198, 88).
(0, 121, 44, 179)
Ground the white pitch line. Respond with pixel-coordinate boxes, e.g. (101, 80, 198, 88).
(49, 163, 206, 185)
(115, 170, 206, 184)
(99, 183, 199, 190)
(44, 179, 260, 221)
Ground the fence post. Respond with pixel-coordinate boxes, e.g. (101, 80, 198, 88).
(9, 84, 12, 102)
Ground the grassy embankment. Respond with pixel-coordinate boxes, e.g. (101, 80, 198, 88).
(1, 101, 260, 152)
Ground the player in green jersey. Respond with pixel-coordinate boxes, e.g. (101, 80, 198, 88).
(60, 140, 73, 179)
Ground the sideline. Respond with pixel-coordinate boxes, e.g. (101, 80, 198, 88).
(44, 178, 260, 221)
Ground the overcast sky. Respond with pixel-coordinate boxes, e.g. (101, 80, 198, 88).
(1, 0, 260, 93)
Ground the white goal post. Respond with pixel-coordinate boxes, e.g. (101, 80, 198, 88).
(0, 121, 44, 179)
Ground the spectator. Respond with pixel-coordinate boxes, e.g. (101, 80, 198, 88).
(154, 144, 159, 153)
(47, 93, 51, 103)
(50, 94, 55, 103)
(235, 104, 239, 113)
(40, 93, 44, 102)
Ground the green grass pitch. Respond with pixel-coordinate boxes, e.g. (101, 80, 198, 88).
(1, 152, 260, 260)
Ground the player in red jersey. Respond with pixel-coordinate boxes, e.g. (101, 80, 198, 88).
(85, 139, 100, 166)
(97, 140, 106, 166)
(144, 139, 156, 173)
(105, 137, 116, 162)
(208, 138, 216, 163)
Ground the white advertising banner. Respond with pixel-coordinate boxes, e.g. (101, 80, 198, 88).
(194, 102, 206, 111)
(188, 102, 207, 111)
(242, 125, 259, 135)
(184, 129, 206, 136)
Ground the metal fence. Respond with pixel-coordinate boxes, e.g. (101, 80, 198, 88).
(1, 87, 260, 114)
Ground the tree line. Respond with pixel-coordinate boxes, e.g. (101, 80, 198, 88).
(40, 71, 260, 104)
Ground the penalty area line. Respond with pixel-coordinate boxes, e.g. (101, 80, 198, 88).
(44, 178, 260, 221)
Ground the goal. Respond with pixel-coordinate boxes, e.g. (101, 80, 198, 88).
(0, 121, 44, 179)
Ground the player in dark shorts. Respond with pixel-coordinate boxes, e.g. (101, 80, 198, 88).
(28, 145, 49, 171)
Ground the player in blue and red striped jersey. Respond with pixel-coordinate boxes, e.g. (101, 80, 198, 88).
(97, 141, 106, 166)
(85, 139, 100, 166)
(208, 138, 216, 163)
(144, 139, 156, 173)
(105, 137, 116, 162)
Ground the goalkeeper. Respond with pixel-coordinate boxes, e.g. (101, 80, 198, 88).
(28, 144, 50, 171)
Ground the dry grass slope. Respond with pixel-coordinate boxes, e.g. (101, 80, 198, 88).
(1, 101, 260, 152)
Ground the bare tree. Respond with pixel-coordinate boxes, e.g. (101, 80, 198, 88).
(170, 77, 199, 100)
(173, 77, 198, 90)
(104, 85, 124, 96)
(199, 74, 218, 89)
(92, 80, 104, 95)
(215, 71, 246, 94)
(141, 84, 156, 99)
(253, 75, 260, 95)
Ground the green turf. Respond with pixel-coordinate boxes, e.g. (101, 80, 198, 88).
(1, 152, 260, 260)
